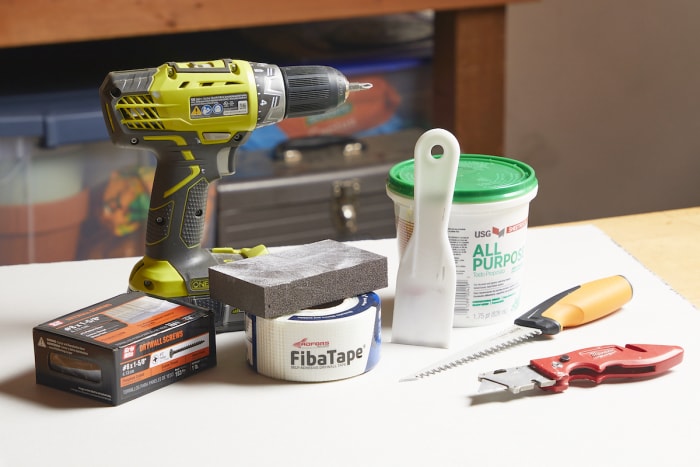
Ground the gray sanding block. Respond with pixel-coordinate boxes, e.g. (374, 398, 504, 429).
(209, 239, 388, 319)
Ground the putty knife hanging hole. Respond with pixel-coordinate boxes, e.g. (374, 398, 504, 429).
(430, 145, 446, 157)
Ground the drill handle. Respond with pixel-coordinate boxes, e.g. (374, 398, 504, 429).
(144, 138, 238, 277)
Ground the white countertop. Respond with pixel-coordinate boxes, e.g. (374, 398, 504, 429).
(1, 225, 697, 466)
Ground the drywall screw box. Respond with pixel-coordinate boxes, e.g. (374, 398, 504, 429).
(33, 292, 216, 405)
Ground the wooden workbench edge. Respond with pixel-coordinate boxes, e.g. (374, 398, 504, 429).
(534, 207, 699, 307)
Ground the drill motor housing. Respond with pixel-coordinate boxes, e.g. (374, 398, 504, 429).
(99, 58, 357, 301)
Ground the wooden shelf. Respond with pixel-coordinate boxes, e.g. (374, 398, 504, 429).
(0, 0, 523, 47)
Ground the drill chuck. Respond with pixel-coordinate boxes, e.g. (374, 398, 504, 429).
(252, 63, 371, 127)
(280, 65, 351, 118)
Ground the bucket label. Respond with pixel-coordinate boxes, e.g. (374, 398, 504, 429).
(448, 217, 528, 325)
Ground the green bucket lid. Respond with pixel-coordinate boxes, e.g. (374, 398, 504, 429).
(387, 154, 537, 203)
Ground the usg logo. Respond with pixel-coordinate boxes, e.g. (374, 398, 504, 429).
(293, 337, 330, 348)
(190, 278, 209, 291)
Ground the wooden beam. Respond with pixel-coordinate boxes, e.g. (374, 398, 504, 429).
(0, 0, 527, 48)
(433, 7, 506, 155)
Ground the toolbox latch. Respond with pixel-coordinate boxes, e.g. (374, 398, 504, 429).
(331, 179, 360, 235)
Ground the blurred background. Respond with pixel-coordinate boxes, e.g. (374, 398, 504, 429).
(1, 0, 698, 265)
(506, 0, 700, 225)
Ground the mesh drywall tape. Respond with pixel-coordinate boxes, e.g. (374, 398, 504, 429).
(245, 293, 381, 382)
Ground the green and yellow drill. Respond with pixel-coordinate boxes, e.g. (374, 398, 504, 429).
(100, 58, 371, 331)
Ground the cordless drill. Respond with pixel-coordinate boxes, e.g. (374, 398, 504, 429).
(99, 59, 371, 330)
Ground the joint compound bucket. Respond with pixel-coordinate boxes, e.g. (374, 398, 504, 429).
(387, 154, 538, 327)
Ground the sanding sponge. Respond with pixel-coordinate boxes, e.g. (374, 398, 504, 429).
(209, 239, 387, 319)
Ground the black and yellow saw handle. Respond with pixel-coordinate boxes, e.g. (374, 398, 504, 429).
(514, 275, 634, 335)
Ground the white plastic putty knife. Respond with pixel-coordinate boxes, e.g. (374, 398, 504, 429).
(391, 128, 460, 348)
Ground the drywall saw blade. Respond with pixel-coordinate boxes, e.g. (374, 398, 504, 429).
(399, 325, 541, 382)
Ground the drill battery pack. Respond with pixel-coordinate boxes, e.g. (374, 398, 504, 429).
(33, 292, 216, 405)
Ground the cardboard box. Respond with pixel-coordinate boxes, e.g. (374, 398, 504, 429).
(33, 292, 216, 405)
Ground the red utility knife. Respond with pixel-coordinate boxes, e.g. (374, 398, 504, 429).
(477, 344, 684, 395)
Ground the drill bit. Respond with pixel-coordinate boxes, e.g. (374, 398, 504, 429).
(349, 82, 373, 92)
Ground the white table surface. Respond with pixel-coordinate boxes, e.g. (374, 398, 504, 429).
(1, 225, 697, 467)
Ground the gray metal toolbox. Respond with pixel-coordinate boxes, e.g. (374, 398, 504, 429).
(216, 129, 423, 248)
